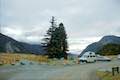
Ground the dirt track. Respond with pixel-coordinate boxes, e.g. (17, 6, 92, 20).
(0, 60, 120, 80)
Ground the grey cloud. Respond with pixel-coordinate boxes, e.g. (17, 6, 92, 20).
(0, 0, 120, 50)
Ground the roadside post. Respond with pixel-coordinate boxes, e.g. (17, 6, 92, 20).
(112, 66, 119, 76)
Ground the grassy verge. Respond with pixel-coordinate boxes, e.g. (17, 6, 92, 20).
(0, 53, 48, 65)
(0, 53, 77, 66)
(97, 71, 120, 80)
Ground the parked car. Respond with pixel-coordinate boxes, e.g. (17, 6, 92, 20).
(96, 55, 111, 61)
(78, 51, 96, 63)
(118, 54, 120, 59)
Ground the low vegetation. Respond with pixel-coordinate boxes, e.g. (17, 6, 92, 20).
(97, 71, 120, 80)
(0, 53, 48, 65)
(97, 43, 120, 55)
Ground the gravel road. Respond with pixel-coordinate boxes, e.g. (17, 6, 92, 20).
(0, 60, 120, 80)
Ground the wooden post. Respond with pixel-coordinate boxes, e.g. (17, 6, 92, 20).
(117, 67, 119, 74)
(112, 67, 115, 76)
(112, 67, 119, 76)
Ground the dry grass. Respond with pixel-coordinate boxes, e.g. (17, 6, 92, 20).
(97, 71, 120, 80)
(0, 53, 48, 64)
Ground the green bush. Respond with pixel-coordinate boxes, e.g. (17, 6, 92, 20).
(97, 44, 120, 55)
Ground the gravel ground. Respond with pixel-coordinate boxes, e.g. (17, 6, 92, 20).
(0, 60, 120, 80)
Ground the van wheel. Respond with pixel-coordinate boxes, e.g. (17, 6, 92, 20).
(84, 60, 87, 63)
(94, 60, 96, 62)
(80, 60, 83, 63)
(80, 60, 84, 63)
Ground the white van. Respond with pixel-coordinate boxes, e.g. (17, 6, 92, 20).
(118, 54, 120, 59)
(79, 51, 96, 63)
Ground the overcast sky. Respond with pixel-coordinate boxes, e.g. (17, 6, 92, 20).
(0, 0, 120, 51)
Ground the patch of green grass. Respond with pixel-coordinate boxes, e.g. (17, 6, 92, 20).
(97, 71, 120, 80)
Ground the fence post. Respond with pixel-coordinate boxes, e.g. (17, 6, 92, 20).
(112, 67, 115, 76)
(112, 67, 119, 76)
(117, 67, 119, 74)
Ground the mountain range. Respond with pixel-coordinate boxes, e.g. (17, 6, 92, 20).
(79, 35, 120, 57)
(0, 33, 45, 54)
(1, 33, 120, 56)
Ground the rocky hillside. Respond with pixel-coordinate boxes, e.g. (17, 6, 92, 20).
(0, 33, 45, 54)
(79, 35, 120, 56)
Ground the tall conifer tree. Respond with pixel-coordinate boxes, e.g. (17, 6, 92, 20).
(42, 16, 57, 58)
(58, 23, 68, 59)
(43, 17, 68, 59)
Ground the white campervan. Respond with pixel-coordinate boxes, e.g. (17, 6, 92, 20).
(79, 51, 96, 63)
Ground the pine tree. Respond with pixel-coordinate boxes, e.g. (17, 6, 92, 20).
(42, 16, 57, 58)
(49, 23, 68, 59)
(58, 23, 68, 59)
(42, 17, 68, 59)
